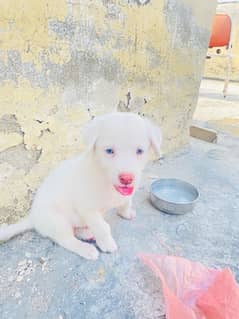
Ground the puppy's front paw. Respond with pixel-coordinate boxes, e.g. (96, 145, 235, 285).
(74, 227, 95, 241)
(97, 236, 118, 253)
(118, 208, 136, 220)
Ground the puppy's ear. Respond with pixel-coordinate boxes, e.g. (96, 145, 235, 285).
(82, 117, 101, 149)
(145, 118, 162, 157)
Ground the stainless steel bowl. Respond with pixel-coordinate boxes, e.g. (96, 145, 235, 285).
(150, 178, 199, 215)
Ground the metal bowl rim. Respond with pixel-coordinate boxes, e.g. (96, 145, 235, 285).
(150, 178, 200, 206)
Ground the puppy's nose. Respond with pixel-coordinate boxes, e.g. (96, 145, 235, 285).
(119, 173, 134, 185)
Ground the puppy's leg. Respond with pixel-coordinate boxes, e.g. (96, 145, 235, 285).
(84, 212, 117, 253)
(117, 198, 136, 220)
(59, 236, 98, 260)
(36, 214, 99, 260)
(74, 226, 95, 241)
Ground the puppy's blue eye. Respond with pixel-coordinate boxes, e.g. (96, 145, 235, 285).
(136, 148, 144, 155)
(105, 148, 114, 155)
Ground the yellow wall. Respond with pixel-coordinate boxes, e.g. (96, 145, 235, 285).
(0, 0, 217, 223)
(204, 2, 239, 81)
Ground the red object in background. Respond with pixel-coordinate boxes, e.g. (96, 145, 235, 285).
(139, 254, 239, 319)
(209, 14, 232, 48)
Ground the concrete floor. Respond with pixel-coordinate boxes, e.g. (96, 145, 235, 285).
(0, 80, 239, 319)
(0, 131, 239, 319)
(194, 78, 239, 136)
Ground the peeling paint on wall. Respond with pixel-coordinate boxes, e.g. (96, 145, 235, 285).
(0, 0, 217, 223)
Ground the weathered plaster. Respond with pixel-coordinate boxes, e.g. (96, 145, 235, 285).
(0, 0, 217, 223)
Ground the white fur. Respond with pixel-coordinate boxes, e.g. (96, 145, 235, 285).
(0, 112, 161, 260)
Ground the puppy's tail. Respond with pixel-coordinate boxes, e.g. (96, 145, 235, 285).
(0, 216, 32, 242)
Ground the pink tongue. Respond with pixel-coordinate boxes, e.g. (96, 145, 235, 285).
(114, 185, 134, 196)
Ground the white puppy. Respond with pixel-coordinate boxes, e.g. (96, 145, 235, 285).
(0, 112, 161, 260)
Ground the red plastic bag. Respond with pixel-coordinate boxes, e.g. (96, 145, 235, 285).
(139, 254, 239, 319)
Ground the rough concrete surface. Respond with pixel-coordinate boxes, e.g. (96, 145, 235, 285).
(0, 131, 238, 319)
(194, 78, 239, 137)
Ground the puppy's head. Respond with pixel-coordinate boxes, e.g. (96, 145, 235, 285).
(83, 112, 162, 196)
